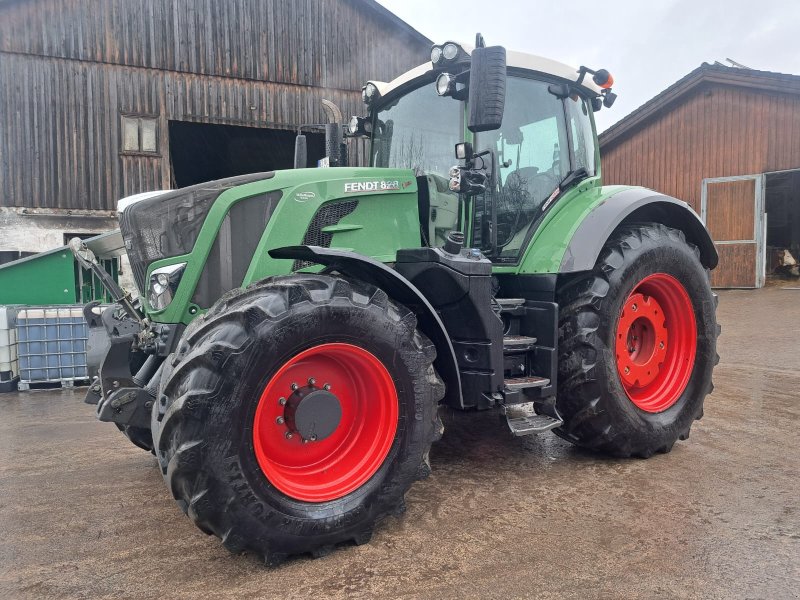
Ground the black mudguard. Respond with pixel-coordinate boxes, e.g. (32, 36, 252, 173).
(560, 188, 718, 273)
(269, 245, 464, 409)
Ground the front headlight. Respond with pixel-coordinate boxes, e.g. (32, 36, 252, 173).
(148, 263, 186, 310)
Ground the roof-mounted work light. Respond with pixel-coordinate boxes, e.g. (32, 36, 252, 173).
(361, 82, 381, 106)
(430, 41, 469, 68)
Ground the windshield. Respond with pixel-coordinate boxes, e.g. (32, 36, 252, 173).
(369, 73, 597, 263)
(371, 82, 463, 178)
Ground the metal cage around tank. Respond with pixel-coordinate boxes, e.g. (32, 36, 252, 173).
(15, 306, 91, 389)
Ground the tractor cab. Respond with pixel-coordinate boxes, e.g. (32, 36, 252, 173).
(352, 37, 615, 262)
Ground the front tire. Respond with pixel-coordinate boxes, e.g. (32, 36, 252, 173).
(151, 274, 443, 564)
(555, 223, 719, 458)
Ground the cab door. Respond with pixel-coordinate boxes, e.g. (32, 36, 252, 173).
(472, 76, 596, 265)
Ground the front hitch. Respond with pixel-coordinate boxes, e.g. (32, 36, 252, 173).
(82, 300, 158, 430)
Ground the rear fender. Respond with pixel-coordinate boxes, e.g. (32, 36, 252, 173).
(560, 188, 718, 272)
(269, 246, 463, 408)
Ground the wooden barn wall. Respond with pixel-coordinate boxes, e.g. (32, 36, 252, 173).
(0, 52, 365, 210)
(600, 83, 800, 211)
(0, 0, 429, 211)
(0, 0, 428, 91)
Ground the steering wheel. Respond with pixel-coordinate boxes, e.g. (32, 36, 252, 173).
(494, 167, 560, 247)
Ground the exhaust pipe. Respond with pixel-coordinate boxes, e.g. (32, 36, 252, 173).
(322, 99, 347, 167)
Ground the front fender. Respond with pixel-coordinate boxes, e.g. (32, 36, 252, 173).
(559, 188, 718, 272)
(269, 245, 463, 408)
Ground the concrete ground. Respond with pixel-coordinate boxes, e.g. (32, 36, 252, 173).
(0, 288, 798, 599)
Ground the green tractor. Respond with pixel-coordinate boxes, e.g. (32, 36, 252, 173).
(72, 36, 718, 564)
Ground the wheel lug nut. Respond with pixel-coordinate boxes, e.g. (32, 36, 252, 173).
(659, 342, 665, 349)
(308, 377, 316, 386)
(285, 431, 293, 440)
(624, 366, 630, 374)
(278, 397, 286, 406)
(631, 303, 638, 311)
(302, 438, 309, 444)
(276, 416, 284, 425)
(323, 383, 331, 391)
(290, 382, 298, 391)
(310, 434, 317, 441)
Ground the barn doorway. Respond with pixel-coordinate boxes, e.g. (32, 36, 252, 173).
(764, 169, 800, 284)
(701, 175, 765, 288)
(168, 121, 325, 188)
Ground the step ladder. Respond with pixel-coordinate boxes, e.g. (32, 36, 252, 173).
(503, 401, 563, 436)
(502, 373, 560, 437)
(502, 335, 537, 353)
(497, 313, 560, 436)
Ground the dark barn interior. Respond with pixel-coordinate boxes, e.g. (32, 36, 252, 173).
(765, 169, 800, 279)
(168, 122, 325, 188)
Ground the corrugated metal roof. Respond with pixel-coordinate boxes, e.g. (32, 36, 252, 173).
(600, 63, 800, 149)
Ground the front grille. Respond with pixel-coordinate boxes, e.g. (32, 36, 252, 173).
(120, 172, 274, 292)
(293, 200, 358, 270)
(191, 191, 282, 308)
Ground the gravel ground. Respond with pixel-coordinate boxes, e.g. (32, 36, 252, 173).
(0, 288, 798, 599)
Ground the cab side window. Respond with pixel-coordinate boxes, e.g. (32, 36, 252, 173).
(565, 96, 597, 176)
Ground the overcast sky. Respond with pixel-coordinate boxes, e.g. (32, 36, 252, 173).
(376, 0, 800, 131)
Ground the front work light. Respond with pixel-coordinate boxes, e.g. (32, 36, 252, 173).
(347, 115, 372, 137)
(361, 82, 380, 105)
(430, 41, 468, 68)
(448, 167, 462, 192)
(442, 43, 459, 61)
(436, 73, 456, 97)
(148, 262, 186, 310)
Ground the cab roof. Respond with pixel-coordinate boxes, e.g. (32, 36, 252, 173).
(370, 44, 604, 99)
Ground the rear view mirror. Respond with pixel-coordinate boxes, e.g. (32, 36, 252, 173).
(455, 142, 473, 160)
(468, 46, 507, 132)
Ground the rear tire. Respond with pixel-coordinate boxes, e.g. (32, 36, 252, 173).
(555, 223, 719, 458)
(151, 274, 443, 564)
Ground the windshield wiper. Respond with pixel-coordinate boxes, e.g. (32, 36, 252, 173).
(558, 167, 590, 193)
(540, 167, 590, 213)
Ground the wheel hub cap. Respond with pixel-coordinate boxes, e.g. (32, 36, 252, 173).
(284, 386, 342, 442)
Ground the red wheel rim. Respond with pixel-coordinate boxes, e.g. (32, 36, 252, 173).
(253, 343, 398, 502)
(614, 273, 697, 413)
